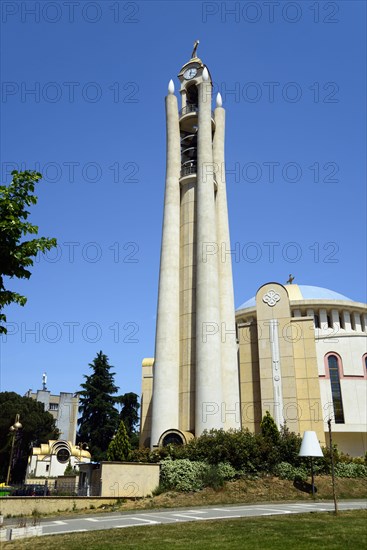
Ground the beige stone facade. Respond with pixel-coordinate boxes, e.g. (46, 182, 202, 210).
(141, 282, 367, 456)
(236, 283, 367, 455)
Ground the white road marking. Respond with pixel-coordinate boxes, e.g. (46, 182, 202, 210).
(142, 514, 180, 522)
(53, 520, 67, 525)
(212, 508, 236, 512)
(84, 518, 99, 522)
(258, 507, 292, 514)
(203, 515, 241, 520)
(130, 517, 159, 524)
(173, 513, 204, 520)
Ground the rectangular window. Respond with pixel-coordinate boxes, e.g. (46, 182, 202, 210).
(350, 314, 356, 330)
(49, 403, 59, 411)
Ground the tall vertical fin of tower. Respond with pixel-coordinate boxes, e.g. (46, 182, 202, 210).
(195, 78, 224, 434)
(150, 93, 181, 447)
(213, 106, 241, 429)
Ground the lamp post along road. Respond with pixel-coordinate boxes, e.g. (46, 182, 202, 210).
(299, 430, 324, 498)
(6, 414, 22, 486)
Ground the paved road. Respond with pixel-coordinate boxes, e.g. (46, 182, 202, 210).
(10, 500, 367, 538)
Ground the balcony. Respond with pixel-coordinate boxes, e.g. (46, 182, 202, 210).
(181, 163, 197, 178)
(179, 104, 215, 133)
(179, 104, 215, 118)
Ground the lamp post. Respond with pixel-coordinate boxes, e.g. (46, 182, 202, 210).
(6, 414, 22, 486)
(77, 442, 90, 496)
(77, 442, 89, 463)
(299, 431, 323, 498)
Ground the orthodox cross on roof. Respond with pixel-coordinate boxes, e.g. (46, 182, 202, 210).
(286, 274, 295, 284)
(191, 40, 199, 58)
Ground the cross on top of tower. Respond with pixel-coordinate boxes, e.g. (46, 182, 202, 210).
(287, 274, 295, 284)
(191, 40, 200, 59)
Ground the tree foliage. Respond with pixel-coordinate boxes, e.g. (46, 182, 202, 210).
(106, 420, 131, 462)
(78, 351, 119, 461)
(0, 391, 58, 483)
(260, 411, 280, 444)
(116, 392, 140, 448)
(0, 170, 57, 333)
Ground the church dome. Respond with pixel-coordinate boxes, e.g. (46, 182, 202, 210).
(236, 284, 353, 311)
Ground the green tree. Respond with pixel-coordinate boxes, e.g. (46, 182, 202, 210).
(260, 411, 280, 444)
(0, 392, 58, 483)
(116, 392, 140, 448)
(107, 420, 131, 461)
(0, 170, 57, 333)
(78, 351, 119, 461)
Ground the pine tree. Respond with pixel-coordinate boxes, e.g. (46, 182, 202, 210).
(78, 351, 119, 461)
(106, 420, 131, 462)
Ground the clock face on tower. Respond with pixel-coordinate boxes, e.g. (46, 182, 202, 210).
(183, 67, 197, 80)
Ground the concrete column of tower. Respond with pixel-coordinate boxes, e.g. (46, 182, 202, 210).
(195, 79, 224, 434)
(179, 179, 196, 433)
(150, 93, 181, 447)
(213, 105, 241, 430)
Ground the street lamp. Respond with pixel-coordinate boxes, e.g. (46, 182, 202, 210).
(77, 442, 89, 463)
(299, 431, 323, 498)
(6, 414, 22, 486)
(77, 442, 90, 496)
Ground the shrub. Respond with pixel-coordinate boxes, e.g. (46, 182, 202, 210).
(334, 463, 367, 478)
(160, 459, 208, 492)
(216, 462, 237, 480)
(201, 462, 238, 491)
(274, 462, 308, 481)
(202, 465, 225, 491)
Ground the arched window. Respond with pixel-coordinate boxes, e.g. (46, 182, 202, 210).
(327, 354, 345, 424)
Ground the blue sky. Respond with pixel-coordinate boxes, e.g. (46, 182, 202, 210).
(1, 1, 366, 399)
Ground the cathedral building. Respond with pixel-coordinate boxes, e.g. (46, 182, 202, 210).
(139, 48, 367, 457)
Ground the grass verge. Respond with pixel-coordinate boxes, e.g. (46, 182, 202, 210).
(3, 510, 367, 549)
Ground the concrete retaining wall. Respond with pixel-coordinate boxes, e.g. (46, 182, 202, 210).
(0, 497, 119, 517)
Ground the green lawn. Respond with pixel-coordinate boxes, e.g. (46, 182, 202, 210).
(4, 510, 367, 549)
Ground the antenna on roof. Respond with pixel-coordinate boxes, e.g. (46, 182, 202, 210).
(42, 372, 47, 391)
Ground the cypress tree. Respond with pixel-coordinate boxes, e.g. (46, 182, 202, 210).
(107, 420, 131, 462)
(260, 410, 280, 444)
